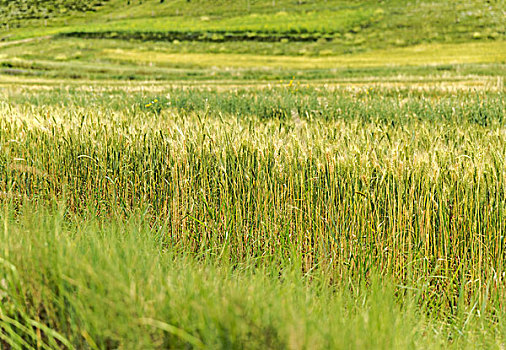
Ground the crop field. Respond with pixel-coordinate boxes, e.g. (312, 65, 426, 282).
(0, 0, 505, 349)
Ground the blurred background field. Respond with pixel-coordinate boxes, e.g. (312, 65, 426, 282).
(0, 0, 504, 83)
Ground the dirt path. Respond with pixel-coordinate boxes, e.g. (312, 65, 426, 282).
(0, 35, 53, 49)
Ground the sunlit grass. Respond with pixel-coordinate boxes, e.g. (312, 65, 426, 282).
(0, 77, 505, 348)
(4, 206, 498, 349)
(0, 0, 505, 346)
(0, 84, 505, 348)
(1, 37, 504, 83)
(102, 41, 506, 69)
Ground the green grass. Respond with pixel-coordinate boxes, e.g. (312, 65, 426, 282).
(0, 0, 504, 83)
(100, 41, 505, 69)
(1, 0, 504, 51)
(1, 85, 505, 288)
(0, 84, 505, 348)
(2, 206, 503, 349)
(54, 7, 374, 34)
(0, 1, 505, 348)
(0, 0, 108, 27)
(0, 37, 504, 82)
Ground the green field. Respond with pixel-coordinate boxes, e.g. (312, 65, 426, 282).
(0, 0, 505, 349)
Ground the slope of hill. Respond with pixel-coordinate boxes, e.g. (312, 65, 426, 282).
(1, 0, 504, 47)
(0, 0, 504, 83)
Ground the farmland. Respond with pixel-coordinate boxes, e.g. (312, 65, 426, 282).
(0, 0, 506, 349)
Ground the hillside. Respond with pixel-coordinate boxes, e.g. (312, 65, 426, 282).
(1, 1, 506, 349)
(0, 1, 504, 82)
(1, 0, 504, 48)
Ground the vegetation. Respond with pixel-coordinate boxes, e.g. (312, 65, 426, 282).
(0, 0, 108, 28)
(0, 84, 505, 348)
(0, 0, 505, 348)
(0, 206, 504, 349)
(1, 0, 504, 52)
(0, 37, 504, 82)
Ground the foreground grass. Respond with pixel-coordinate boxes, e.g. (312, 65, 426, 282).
(0, 2, 504, 348)
(0, 207, 504, 349)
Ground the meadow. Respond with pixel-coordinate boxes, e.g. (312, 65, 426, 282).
(0, 0, 506, 349)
